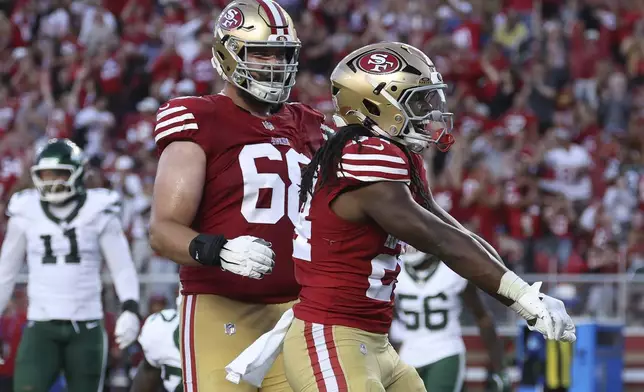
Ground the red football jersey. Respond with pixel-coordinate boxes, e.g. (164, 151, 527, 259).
(153, 94, 325, 304)
(293, 136, 425, 334)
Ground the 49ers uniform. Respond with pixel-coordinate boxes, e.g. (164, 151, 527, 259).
(153, 94, 325, 392)
(284, 136, 426, 392)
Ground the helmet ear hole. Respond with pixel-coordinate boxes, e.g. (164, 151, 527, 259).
(362, 99, 380, 116)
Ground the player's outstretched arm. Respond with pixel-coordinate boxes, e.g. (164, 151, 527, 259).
(130, 359, 162, 392)
(149, 141, 275, 279)
(352, 182, 509, 296)
(340, 181, 575, 341)
(428, 198, 505, 266)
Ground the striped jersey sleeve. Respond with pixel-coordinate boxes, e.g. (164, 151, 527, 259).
(153, 97, 203, 153)
(337, 137, 411, 184)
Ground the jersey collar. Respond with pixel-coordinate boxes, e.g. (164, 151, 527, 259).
(40, 193, 87, 225)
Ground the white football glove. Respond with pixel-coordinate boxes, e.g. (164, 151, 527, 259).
(0, 354, 4, 365)
(513, 282, 576, 342)
(220, 236, 275, 280)
(115, 310, 141, 349)
(534, 293, 576, 342)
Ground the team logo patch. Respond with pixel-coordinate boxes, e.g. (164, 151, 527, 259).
(219, 7, 244, 30)
(357, 51, 402, 75)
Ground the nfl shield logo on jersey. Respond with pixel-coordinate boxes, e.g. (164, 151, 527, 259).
(224, 323, 236, 335)
(262, 121, 275, 131)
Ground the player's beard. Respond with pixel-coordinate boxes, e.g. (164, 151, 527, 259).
(238, 87, 281, 115)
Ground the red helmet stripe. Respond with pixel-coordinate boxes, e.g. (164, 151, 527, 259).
(273, 2, 289, 35)
(257, 0, 278, 34)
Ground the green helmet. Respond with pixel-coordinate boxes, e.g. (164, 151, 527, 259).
(31, 138, 87, 204)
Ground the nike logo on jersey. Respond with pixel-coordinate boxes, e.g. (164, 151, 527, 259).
(363, 144, 385, 151)
(86, 321, 99, 330)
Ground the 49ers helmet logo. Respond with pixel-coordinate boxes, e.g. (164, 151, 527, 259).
(219, 7, 244, 30)
(357, 51, 401, 74)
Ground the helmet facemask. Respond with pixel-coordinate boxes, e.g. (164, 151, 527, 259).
(217, 37, 300, 104)
(31, 164, 84, 204)
(398, 85, 455, 153)
(341, 74, 454, 155)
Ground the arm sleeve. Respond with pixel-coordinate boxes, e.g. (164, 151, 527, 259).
(100, 215, 140, 304)
(336, 138, 411, 184)
(0, 218, 27, 315)
(153, 97, 208, 154)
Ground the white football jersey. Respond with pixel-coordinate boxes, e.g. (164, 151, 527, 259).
(138, 309, 182, 392)
(6, 188, 121, 320)
(391, 262, 468, 367)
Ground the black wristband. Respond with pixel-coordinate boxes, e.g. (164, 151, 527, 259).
(189, 233, 228, 267)
(121, 300, 140, 317)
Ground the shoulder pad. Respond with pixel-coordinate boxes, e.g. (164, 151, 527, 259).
(338, 137, 411, 183)
(86, 188, 122, 216)
(6, 189, 39, 218)
(154, 96, 212, 152)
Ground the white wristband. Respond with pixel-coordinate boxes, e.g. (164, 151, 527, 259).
(497, 271, 529, 302)
(510, 302, 536, 321)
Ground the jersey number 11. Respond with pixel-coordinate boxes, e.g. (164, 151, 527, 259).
(40, 228, 80, 264)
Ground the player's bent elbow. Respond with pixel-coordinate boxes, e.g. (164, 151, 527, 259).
(148, 220, 166, 257)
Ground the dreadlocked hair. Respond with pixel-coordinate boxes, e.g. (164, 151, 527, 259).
(299, 124, 434, 211)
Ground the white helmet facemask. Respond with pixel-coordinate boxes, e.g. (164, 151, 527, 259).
(31, 164, 83, 204)
(212, 37, 300, 104)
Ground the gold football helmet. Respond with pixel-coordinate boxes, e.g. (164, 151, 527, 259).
(212, 0, 300, 104)
(331, 42, 454, 153)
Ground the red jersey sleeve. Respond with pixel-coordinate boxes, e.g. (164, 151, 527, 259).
(153, 96, 211, 155)
(336, 137, 411, 184)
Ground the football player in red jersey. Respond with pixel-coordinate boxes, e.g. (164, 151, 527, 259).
(148, 1, 326, 391)
(283, 42, 576, 391)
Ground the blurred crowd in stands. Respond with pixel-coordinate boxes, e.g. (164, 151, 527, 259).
(1, 0, 644, 376)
